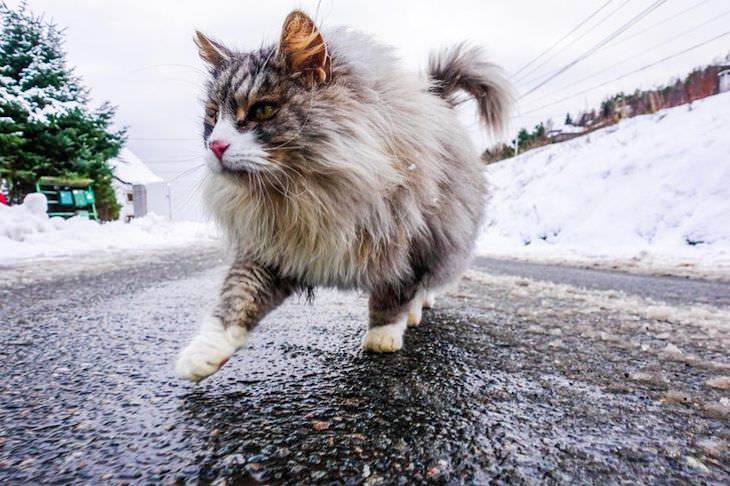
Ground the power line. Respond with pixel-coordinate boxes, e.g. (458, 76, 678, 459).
(611, 0, 714, 46)
(519, 0, 669, 100)
(515, 0, 631, 84)
(160, 164, 206, 182)
(519, 0, 669, 96)
(512, 0, 616, 78)
(144, 155, 204, 164)
(521, 9, 730, 111)
(517, 29, 730, 118)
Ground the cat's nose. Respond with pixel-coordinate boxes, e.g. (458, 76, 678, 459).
(209, 140, 230, 161)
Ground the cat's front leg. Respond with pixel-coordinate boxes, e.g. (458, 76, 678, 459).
(362, 282, 418, 353)
(175, 260, 293, 382)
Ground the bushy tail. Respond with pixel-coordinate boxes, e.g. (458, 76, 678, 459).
(428, 43, 513, 137)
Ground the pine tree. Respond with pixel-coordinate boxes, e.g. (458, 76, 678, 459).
(0, 2, 125, 219)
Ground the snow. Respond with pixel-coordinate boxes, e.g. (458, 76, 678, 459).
(477, 92, 730, 279)
(0, 14, 87, 124)
(463, 269, 730, 334)
(0, 193, 218, 264)
(3, 94, 730, 275)
(109, 148, 163, 185)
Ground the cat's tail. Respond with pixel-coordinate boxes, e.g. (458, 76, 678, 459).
(427, 43, 513, 136)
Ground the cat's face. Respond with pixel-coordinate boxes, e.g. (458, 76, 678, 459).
(197, 11, 332, 179)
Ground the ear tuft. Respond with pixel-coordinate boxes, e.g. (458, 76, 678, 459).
(194, 31, 231, 67)
(279, 10, 330, 84)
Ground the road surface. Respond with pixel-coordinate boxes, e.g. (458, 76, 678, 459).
(1, 247, 728, 483)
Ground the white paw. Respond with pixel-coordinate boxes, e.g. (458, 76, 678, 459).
(407, 300, 422, 327)
(422, 291, 436, 309)
(175, 316, 247, 382)
(362, 318, 406, 353)
(408, 288, 434, 326)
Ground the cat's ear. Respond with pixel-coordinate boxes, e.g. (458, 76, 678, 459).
(279, 10, 330, 84)
(194, 31, 232, 67)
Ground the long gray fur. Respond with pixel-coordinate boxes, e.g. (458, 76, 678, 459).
(175, 11, 512, 381)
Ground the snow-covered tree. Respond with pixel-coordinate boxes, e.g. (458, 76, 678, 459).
(0, 1, 125, 219)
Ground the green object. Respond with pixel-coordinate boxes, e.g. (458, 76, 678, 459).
(35, 177, 98, 220)
(73, 190, 87, 207)
(0, 3, 124, 219)
(59, 190, 73, 205)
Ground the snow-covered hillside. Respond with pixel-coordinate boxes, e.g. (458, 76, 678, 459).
(0, 194, 218, 263)
(477, 91, 730, 279)
(3, 94, 729, 276)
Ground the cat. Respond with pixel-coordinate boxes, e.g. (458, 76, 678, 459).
(175, 10, 511, 382)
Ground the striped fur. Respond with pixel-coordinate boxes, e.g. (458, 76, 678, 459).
(176, 10, 512, 381)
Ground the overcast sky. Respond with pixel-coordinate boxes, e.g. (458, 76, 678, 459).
(5, 0, 729, 219)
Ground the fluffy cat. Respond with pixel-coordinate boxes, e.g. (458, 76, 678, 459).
(176, 10, 511, 382)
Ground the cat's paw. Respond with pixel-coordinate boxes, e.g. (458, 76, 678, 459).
(407, 302, 422, 327)
(176, 343, 231, 382)
(422, 291, 436, 309)
(408, 289, 435, 326)
(362, 319, 406, 353)
(175, 316, 247, 382)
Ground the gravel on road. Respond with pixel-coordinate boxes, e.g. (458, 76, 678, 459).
(1, 248, 728, 483)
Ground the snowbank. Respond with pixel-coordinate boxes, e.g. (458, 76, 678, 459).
(0, 193, 219, 263)
(477, 92, 730, 279)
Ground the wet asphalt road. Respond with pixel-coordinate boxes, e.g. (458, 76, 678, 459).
(473, 257, 730, 308)
(1, 247, 729, 484)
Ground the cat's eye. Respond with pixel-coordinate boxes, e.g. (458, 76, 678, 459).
(205, 102, 218, 123)
(247, 101, 278, 122)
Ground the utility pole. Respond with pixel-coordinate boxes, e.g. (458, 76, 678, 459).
(166, 183, 173, 221)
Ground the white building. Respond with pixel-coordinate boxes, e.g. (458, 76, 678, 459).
(108, 148, 163, 222)
(719, 69, 730, 94)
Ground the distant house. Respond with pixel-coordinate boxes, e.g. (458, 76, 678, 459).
(719, 69, 730, 94)
(546, 123, 586, 143)
(108, 148, 163, 222)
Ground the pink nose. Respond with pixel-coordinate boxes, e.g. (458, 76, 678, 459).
(209, 140, 230, 161)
